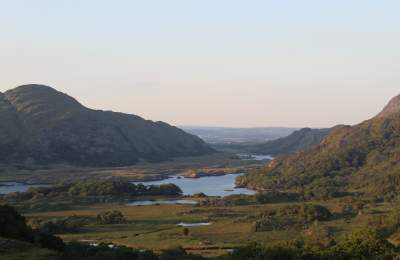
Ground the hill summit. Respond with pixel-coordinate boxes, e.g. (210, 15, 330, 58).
(0, 84, 214, 167)
(377, 94, 400, 118)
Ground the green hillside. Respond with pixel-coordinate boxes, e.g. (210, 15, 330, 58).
(237, 94, 400, 200)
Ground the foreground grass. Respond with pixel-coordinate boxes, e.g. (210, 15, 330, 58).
(24, 199, 394, 257)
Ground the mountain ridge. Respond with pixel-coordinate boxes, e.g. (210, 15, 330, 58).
(237, 93, 400, 199)
(377, 94, 400, 118)
(243, 127, 332, 156)
(0, 84, 214, 167)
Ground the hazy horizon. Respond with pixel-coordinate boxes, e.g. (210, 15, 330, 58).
(1, 1, 399, 128)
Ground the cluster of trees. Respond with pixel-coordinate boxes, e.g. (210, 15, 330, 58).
(97, 210, 126, 224)
(200, 192, 305, 207)
(221, 229, 397, 260)
(4, 179, 182, 202)
(253, 204, 332, 232)
(31, 216, 88, 235)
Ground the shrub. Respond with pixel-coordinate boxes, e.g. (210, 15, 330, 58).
(36, 216, 87, 235)
(97, 210, 126, 224)
(332, 229, 396, 259)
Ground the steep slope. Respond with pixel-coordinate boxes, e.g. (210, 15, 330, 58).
(238, 94, 400, 199)
(0, 93, 27, 161)
(244, 128, 332, 156)
(377, 94, 400, 118)
(0, 84, 214, 166)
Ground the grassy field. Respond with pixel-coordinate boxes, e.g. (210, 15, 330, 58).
(24, 198, 394, 257)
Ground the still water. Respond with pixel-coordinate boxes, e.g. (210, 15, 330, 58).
(0, 182, 49, 195)
(132, 173, 255, 197)
(127, 199, 198, 206)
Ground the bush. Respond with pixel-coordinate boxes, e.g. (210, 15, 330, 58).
(36, 216, 87, 235)
(97, 210, 126, 224)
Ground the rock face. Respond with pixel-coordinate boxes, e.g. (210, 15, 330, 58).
(0, 84, 214, 166)
(240, 93, 400, 198)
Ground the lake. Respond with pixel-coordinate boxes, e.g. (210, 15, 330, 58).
(132, 173, 255, 197)
(177, 222, 212, 227)
(127, 199, 198, 206)
(0, 182, 50, 195)
(0, 173, 255, 205)
(237, 154, 274, 161)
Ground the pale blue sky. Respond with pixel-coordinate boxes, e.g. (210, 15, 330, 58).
(1, 0, 399, 127)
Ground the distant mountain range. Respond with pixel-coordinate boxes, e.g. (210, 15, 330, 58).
(242, 127, 332, 156)
(181, 126, 297, 144)
(0, 85, 214, 167)
(208, 127, 332, 156)
(238, 93, 400, 199)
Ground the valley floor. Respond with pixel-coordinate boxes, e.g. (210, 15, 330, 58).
(24, 199, 397, 257)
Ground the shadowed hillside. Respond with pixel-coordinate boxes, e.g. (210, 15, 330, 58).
(0, 84, 214, 167)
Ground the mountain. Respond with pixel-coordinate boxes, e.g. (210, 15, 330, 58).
(377, 94, 400, 118)
(242, 127, 332, 156)
(181, 126, 297, 144)
(0, 84, 214, 167)
(237, 94, 400, 199)
(208, 127, 331, 156)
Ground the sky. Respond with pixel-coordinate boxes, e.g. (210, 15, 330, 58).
(0, 0, 399, 128)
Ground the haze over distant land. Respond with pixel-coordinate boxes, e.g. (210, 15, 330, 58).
(1, 1, 399, 127)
